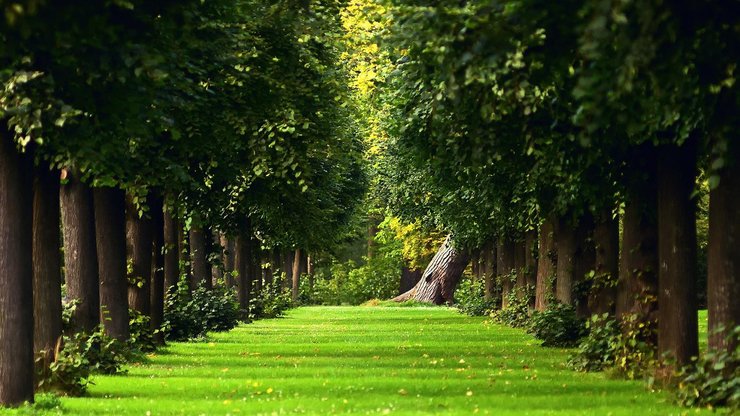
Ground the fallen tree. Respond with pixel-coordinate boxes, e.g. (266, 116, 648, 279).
(392, 236, 470, 305)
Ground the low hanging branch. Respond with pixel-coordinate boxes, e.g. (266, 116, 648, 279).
(392, 235, 470, 305)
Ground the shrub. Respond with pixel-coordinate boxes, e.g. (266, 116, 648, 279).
(491, 290, 530, 328)
(250, 279, 293, 320)
(163, 280, 240, 341)
(568, 313, 621, 371)
(128, 309, 157, 353)
(675, 326, 740, 410)
(528, 303, 584, 347)
(36, 327, 130, 396)
(454, 278, 498, 316)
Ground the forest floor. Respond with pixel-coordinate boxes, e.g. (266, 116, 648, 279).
(4, 307, 717, 415)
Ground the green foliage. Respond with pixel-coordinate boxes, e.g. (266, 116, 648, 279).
(454, 278, 498, 317)
(128, 309, 157, 353)
(568, 314, 621, 372)
(491, 290, 530, 329)
(250, 279, 293, 320)
(528, 303, 584, 347)
(35, 328, 130, 396)
(162, 281, 240, 341)
(676, 326, 740, 410)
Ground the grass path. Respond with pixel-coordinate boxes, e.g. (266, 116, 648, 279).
(8, 307, 714, 415)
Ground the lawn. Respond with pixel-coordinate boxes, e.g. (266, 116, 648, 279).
(3, 307, 716, 415)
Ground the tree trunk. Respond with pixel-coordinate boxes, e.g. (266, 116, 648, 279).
(535, 217, 557, 311)
(189, 226, 208, 290)
(574, 214, 595, 318)
(163, 210, 179, 294)
(514, 239, 526, 299)
(657, 142, 699, 367)
(497, 238, 516, 308)
(707, 141, 740, 353)
(149, 195, 165, 344)
(93, 187, 129, 340)
(556, 217, 577, 306)
(32, 163, 63, 356)
(282, 250, 293, 290)
(235, 224, 253, 318)
(292, 248, 302, 302)
(222, 235, 236, 288)
(271, 248, 282, 288)
(0, 131, 34, 406)
(471, 250, 480, 281)
(60, 170, 100, 331)
(250, 240, 261, 296)
(482, 241, 496, 301)
(307, 255, 314, 292)
(524, 230, 538, 307)
(126, 196, 153, 316)
(177, 225, 189, 289)
(392, 236, 470, 305)
(590, 211, 619, 316)
(211, 232, 223, 284)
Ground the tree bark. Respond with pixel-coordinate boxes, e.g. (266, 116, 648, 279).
(657, 142, 699, 367)
(235, 222, 253, 318)
(271, 248, 282, 288)
(177, 224, 189, 290)
(189, 226, 208, 290)
(535, 217, 557, 311)
(556, 217, 577, 306)
(306, 255, 314, 292)
(574, 214, 595, 318)
(498, 238, 516, 308)
(282, 250, 293, 290)
(163, 209, 179, 294)
(222, 235, 236, 288)
(60, 170, 100, 331)
(292, 248, 302, 302)
(524, 230, 538, 307)
(126, 196, 153, 316)
(589, 211, 619, 316)
(707, 141, 740, 353)
(392, 236, 470, 305)
(211, 232, 224, 284)
(482, 241, 496, 301)
(93, 187, 129, 340)
(514, 239, 527, 299)
(149, 195, 165, 344)
(0, 131, 34, 406)
(32, 163, 63, 356)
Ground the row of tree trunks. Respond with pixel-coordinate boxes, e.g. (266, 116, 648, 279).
(589, 212, 619, 316)
(0, 131, 35, 405)
(127, 197, 153, 316)
(94, 187, 129, 340)
(392, 236, 470, 305)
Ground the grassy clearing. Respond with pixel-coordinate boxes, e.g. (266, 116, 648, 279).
(3, 307, 717, 415)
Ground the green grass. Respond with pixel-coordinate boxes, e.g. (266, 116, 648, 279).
(3, 307, 718, 415)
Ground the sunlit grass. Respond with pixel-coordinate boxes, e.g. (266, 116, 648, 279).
(2, 307, 717, 415)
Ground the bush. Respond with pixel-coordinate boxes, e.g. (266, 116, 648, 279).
(528, 303, 584, 347)
(250, 279, 293, 320)
(163, 280, 240, 341)
(491, 290, 530, 328)
(676, 326, 740, 410)
(568, 313, 621, 371)
(128, 309, 157, 353)
(36, 327, 130, 396)
(454, 278, 498, 316)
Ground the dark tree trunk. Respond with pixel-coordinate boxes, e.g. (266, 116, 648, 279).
(126, 196, 153, 316)
(514, 239, 526, 298)
(177, 225, 189, 288)
(400, 267, 422, 294)
(392, 236, 470, 305)
(264, 252, 274, 288)
(535, 217, 557, 311)
(0, 131, 34, 406)
(149, 195, 165, 344)
(211, 232, 223, 284)
(556, 217, 577, 306)
(657, 143, 699, 366)
(189, 226, 208, 290)
(307, 255, 314, 292)
(524, 230, 538, 307)
(368, 219, 379, 259)
(93, 187, 129, 340)
(482, 241, 496, 301)
(574, 214, 595, 318)
(590, 211, 619, 316)
(271, 248, 282, 287)
(617, 150, 659, 332)
(60, 170, 100, 331)
(234, 222, 253, 317)
(32, 163, 62, 356)
(471, 250, 480, 281)
(282, 250, 293, 290)
(163, 210, 179, 293)
(498, 238, 516, 308)
(707, 141, 740, 353)
(222, 235, 236, 288)
(250, 239, 261, 295)
(292, 248, 302, 302)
